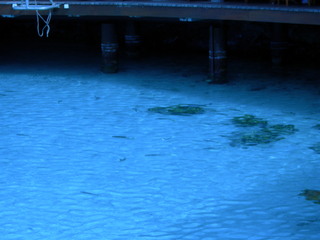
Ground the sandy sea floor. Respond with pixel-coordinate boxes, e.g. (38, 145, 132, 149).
(0, 43, 319, 239)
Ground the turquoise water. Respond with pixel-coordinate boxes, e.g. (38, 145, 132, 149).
(0, 46, 319, 239)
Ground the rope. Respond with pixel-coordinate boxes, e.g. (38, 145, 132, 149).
(36, 9, 52, 37)
(35, 0, 54, 37)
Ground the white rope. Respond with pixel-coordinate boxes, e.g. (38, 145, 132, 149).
(36, 9, 52, 37)
(16, 0, 55, 37)
(35, 0, 54, 37)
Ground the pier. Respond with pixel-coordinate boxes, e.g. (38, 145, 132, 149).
(1, 1, 320, 25)
(1, 1, 320, 82)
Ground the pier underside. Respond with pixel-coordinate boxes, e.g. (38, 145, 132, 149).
(1, 1, 320, 25)
(1, 1, 320, 83)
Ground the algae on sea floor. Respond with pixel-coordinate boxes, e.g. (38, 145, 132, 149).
(238, 128, 285, 146)
(112, 136, 134, 139)
(268, 124, 298, 135)
(312, 124, 320, 130)
(148, 104, 205, 116)
(299, 189, 320, 204)
(229, 114, 298, 147)
(309, 142, 320, 154)
(232, 114, 268, 127)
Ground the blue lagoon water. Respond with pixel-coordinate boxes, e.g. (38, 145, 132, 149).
(0, 46, 319, 239)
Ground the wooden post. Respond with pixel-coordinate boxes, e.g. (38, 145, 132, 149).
(125, 21, 142, 58)
(208, 22, 227, 83)
(101, 23, 119, 73)
(270, 23, 288, 66)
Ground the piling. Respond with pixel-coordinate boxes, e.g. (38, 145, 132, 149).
(125, 21, 142, 58)
(270, 23, 288, 66)
(208, 22, 227, 83)
(101, 23, 119, 73)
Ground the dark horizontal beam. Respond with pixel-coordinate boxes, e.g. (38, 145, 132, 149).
(1, 1, 320, 25)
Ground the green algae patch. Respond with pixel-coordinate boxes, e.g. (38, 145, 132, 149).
(230, 114, 298, 147)
(232, 114, 268, 127)
(239, 129, 284, 146)
(312, 124, 320, 130)
(299, 189, 320, 204)
(309, 142, 320, 154)
(148, 104, 205, 116)
(230, 128, 284, 147)
(268, 124, 298, 135)
(112, 136, 133, 139)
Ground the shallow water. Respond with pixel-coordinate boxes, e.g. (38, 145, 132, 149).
(0, 45, 319, 239)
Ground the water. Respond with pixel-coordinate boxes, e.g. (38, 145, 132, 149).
(0, 45, 319, 239)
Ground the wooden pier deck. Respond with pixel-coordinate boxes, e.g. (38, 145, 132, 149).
(1, 1, 320, 25)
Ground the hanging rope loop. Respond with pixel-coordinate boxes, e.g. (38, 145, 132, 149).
(36, 9, 52, 37)
(13, 0, 60, 37)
